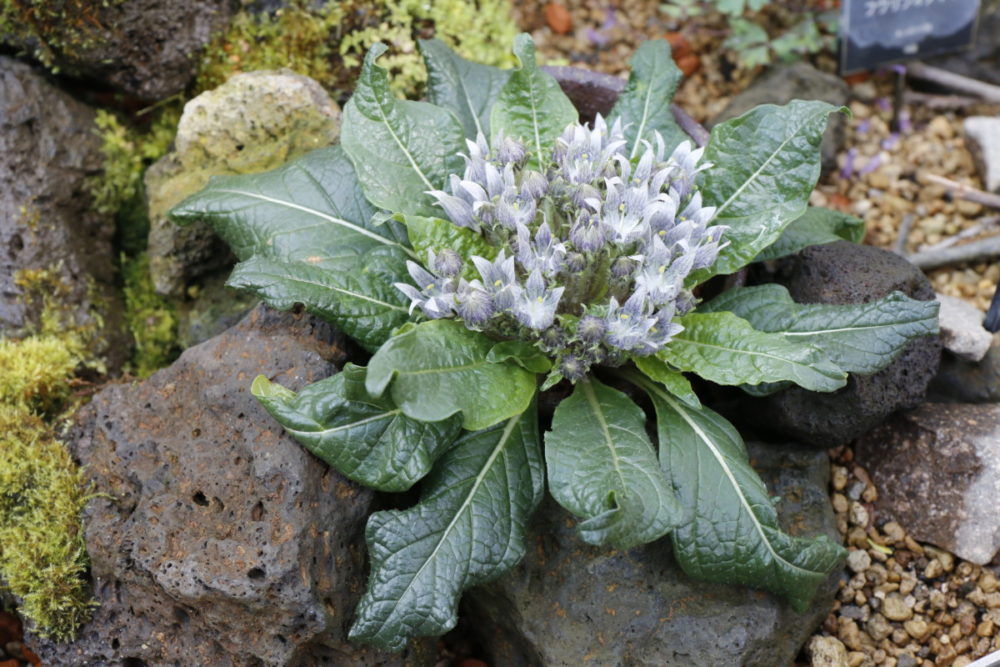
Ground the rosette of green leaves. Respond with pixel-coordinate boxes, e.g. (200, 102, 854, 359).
(170, 35, 939, 652)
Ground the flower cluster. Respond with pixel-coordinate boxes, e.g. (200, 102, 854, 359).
(395, 116, 727, 380)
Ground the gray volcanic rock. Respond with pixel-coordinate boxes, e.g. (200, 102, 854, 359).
(855, 403, 1000, 565)
(936, 292, 992, 361)
(928, 336, 1000, 403)
(3, 0, 232, 101)
(964, 116, 1000, 194)
(465, 441, 841, 667)
(0, 56, 129, 370)
(26, 305, 430, 666)
(749, 242, 941, 448)
(709, 63, 849, 174)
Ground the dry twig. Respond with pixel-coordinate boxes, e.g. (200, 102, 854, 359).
(907, 234, 1000, 269)
(907, 62, 1000, 104)
(919, 173, 1000, 211)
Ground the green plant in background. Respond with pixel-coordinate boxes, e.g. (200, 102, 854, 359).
(171, 35, 939, 650)
(661, 0, 837, 69)
(0, 270, 97, 639)
(122, 253, 179, 378)
(339, 0, 518, 96)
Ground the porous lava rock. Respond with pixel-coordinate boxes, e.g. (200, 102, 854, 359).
(26, 305, 431, 666)
(464, 441, 840, 667)
(146, 69, 342, 297)
(855, 403, 1000, 565)
(3, 0, 232, 101)
(928, 336, 1000, 404)
(0, 56, 129, 370)
(746, 242, 941, 448)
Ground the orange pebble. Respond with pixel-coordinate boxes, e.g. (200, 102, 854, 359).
(543, 3, 572, 34)
(675, 53, 701, 77)
(664, 32, 692, 59)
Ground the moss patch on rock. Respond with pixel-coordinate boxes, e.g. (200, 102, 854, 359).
(0, 0, 127, 70)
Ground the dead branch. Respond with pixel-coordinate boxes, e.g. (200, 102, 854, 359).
(919, 173, 1000, 211)
(918, 215, 1000, 253)
(907, 234, 1000, 269)
(907, 62, 1000, 104)
(903, 90, 982, 110)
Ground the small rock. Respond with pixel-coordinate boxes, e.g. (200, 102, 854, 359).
(543, 2, 572, 34)
(883, 593, 913, 621)
(147, 69, 342, 296)
(855, 403, 1000, 565)
(866, 613, 894, 641)
(964, 116, 1000, 193)
(847, 549, 872, 573)
(808, 635, 849, 667)
(928, 340, 1000, 403)
(925, 559, 944, 579)
(904, 619, 930, 640)
(849, 502, 869, 528)
(936, 293, 992, 361)
(832, 492, 850, 513)
(883, 522, 906, 545)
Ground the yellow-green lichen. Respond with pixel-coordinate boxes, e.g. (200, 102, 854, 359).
(339, 0, 518, 96)
(122, 253, 179, 378)
(0, 0, 126, 71)
(0, 272, 95, 639)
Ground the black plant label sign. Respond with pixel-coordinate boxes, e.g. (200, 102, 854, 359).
(840, 0, 982, 74)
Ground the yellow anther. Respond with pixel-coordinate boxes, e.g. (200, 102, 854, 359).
(494, 279, 503, 287)
(425, 284, 435, 290)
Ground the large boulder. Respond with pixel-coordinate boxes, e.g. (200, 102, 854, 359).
(0, 56, 129, 370)
(855, 403, 1000, 565)
(464, 441, 841, 667)
(146, 69, 342, 297)
(745, 242, 941, 447)
(2, 0, 232, 101)
(26, 305, 430, 665)
(709, 63, 849, 174)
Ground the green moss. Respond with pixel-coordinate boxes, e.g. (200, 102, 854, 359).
(0, 0, 127, 71)
(339, 0, 518, 96)
(122, 253, 179, 378)
(195, 0, 345, 93)
(0, 405, 95, 641)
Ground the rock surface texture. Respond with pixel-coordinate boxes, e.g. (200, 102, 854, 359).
(964, 116, 1000, 194)
(936, 292, 992, 361)
(4, 0, 232, 100)
(147, 69, 342, 296)
(749, 242, 941, 447)
(0, 57, 129, 369)
(26, 305, 429, 666)
(465, 441, 840, 667)
(929, 335, 1000, 403)
(855, 403, 1000, 565)
(709, 63, 849, 174)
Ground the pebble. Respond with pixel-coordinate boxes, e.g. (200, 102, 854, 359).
(848, 549, 872, 574)
(905, 619, 931, 641)
(809, 635, 850, 667)
(849, 502, 870, 528)
(543, 3, 573, 34)
(883, 593, 914, 621)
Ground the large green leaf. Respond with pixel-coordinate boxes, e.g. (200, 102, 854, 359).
(755, 206, 865, 262)
(545, 378, 682, 549)
(226, 249, 410, 352)
(694, 100, 846, 282)
(698, 284, 939, 374)
(659, 311, 847, 392)
(632, 355, 702, 408)
(251, 365, 463, 492)
(341, 43, 466, 217)
(608, 39, 686, 159)
(490, 33, 577, 169)
(420, 38, 511, 140)
(350, 405, 543, 650)
(366, 319, 537, 430)
(630, 372, 845, 612)
(400, 214, 497, 281)
(169, 145, 412, 265)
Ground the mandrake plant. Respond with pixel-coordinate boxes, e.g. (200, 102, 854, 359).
(171, 34, 939, 650)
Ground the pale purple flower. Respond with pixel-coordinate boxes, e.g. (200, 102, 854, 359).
(513, 269, 563, 330)
(471, 250, 517, 311)
(515, 221, 566, 275)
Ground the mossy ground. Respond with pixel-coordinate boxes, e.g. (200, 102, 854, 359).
(0, 0, 127, 71)
(0, 271, 95, 640)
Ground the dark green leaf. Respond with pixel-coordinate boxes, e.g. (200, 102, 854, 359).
(399, 214, 497, 281)
(545, 377, 681, 549)
(251, 366, 463, 492)
(420, 38, 512, 139)
(755, 206, 865, 262)
(350, 405, 543, 650)
(631, 355, 701, 408)
(169, 145, 412, 264)
(486, 340, 552, 373)
(490, 33, 577, 169)
(341, 43, 466, 216)
(366, 319, 537, 430)
(608, 39, 686, 158)
(698, 284, 939, 374)
(630, 372, 845, 612)
(659, 311, 847, 391)
(226, 249, 410, 351)
(694, 100, 847, 282)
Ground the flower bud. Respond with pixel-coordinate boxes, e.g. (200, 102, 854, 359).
(559, 354, 587, 381)
(497, 136, 527, 166)
(433, 248, 463, 277)
(576, 315, 606, 344)
(564, 252, 586, 273)
(610, 257, 637, 279)
(540, 326, 565, 351)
